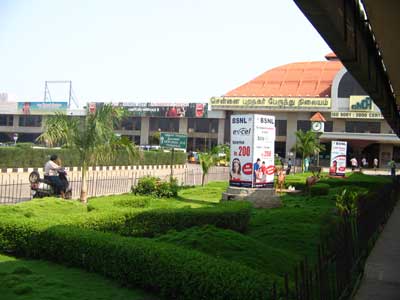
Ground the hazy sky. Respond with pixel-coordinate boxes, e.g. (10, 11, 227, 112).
(0, 0, 331, 105)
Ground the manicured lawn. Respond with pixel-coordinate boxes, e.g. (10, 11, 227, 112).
(0, 254, 157, 300)
(0, 172, 391, 298)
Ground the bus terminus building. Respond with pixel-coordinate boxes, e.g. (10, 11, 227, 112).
(211, 53, 400, 167)
(0, 53, 399, 166)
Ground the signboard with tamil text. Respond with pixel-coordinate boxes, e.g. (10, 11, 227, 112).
(160, 132, 187, 149)
(210, 97, 331, 110)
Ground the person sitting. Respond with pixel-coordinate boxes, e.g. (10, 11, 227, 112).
(44, 154, 65, 198)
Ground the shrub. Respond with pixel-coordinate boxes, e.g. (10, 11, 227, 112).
(132, 176, 179, 198)
(310, 183, 330, 196)
(0, 148, 186, 168)
(1, 223, 273, 300)
(119, 201, 252, 237)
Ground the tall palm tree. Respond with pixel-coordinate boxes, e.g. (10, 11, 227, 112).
(293, 130, 325, 171)
(38, 104, 138, 203)
(199, 153, 216, 186)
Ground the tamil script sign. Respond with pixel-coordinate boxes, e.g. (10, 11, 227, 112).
(160, 132, 187, 149)
(331, 111, 383, 119)
(230, 114, 275, 188)
(210, 97, 331, 109)
(329, 141, 347, 177)
(17, 102, 68, 114)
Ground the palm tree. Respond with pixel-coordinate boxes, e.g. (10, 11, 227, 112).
(293, 130, 325, 171)
(38, 104, 138, 203)
(199, 153, 216, 186)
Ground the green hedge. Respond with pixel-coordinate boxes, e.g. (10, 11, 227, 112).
(0, 221, 272, 299)
(81, 201, 252, 237)
(0, 147, 186, 168)
(310, 183, 330, 196)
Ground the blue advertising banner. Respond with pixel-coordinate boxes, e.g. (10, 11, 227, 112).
(17, 102, 68, 114)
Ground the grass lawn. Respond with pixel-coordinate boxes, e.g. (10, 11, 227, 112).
(0, 254, 158, 300)
(0, 172, 391, 297)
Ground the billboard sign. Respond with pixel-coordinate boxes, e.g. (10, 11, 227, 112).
(160, 132, 187, 149)
(17, 102, 68, 114)
(119, 103, 208, 118)
(329, 141, 347, 177)
(210, 97, 331, 109)
(230, 114, 275, 188)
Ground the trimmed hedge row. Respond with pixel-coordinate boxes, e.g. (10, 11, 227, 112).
(0, 221, 272, 299)
(0, 147, 186, 168)
(310, 183, 330, 196)
(81, 201, 252, 237)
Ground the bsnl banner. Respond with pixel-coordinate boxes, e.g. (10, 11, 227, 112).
(329, 141, 347, 177)
(230, 114, 275, 188)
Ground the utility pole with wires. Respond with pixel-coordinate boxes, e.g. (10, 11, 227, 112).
(43, 80, 79, 108)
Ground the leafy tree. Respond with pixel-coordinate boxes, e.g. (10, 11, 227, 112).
(293, 130, 325, 171)
(150, 131, 160, 145)
(38, 104, 138, 203)
(199, 153, 216, 186)
(211, 144, 230, 162)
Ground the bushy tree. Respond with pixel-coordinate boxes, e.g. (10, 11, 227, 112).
(38, 104, 138, 203)
(199, 153, 216, 186)
(293, 130, 325, 171)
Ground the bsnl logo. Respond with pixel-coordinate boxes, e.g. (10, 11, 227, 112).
(351, 97, 372, 111)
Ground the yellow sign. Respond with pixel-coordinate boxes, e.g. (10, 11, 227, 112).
(331, 111, 383, 119)
(349, 96, 373, 111)
(210, 97, 331, 109)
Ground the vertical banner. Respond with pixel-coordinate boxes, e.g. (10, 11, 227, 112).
(229, 114, 276, 188)
(230, 115, 254, 188)
(252, 115, 276, 188)
(330, 141, 347, 176)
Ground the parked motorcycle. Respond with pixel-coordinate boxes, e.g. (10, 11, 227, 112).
(29, 169, 72, 199)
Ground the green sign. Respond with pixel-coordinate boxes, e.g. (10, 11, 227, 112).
(160, 132, 187, 149)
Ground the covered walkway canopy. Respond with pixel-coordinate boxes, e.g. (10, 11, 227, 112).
(294, 0, 400, 135)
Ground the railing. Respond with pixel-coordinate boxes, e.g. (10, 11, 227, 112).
(269, 178, 399, 300)
(0, 166, 229, 204)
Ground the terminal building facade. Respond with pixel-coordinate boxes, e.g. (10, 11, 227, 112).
(0, 53, 399, 166)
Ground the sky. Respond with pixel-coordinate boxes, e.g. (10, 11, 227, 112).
(0, 0, 331, 106)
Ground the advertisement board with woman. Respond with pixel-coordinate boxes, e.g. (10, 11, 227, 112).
(329, 141, 347, 176)
(229, 114, 275, 188)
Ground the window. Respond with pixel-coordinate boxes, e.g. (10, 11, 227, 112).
(149, 117, 179, 132)
(275, 120, 287, 136)
(116, 117, 141, 130)
(19, 115, 42, 127)
(324, 121, 333, 132)
(345, 121, 380, 133)
(188, 118, 219, 133)
(297, 120, 311, 132)
(275, 142, 286, 158)
(0, 115, 13, 126)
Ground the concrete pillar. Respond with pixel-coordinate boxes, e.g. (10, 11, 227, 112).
(379, 144, 393, 167)
(332, 119, 345, 132)
(13, 115, 19, 129)
(285, 117, 297, 159)
(217, 118, 225, 145)
(140, 117, 149, 145)
(179, 118, 188, 134)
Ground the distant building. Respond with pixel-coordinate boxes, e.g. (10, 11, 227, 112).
(210, 53, 400, 166)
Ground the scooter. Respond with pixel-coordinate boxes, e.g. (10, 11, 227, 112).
(29, 169, 72, 199)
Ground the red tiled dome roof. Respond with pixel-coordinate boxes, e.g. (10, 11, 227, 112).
(225, 59, 343, 98)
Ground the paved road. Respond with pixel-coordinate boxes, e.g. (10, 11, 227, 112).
(354, 200, 400, 300)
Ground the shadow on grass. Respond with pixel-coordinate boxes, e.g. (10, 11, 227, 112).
(174, 195, 219, 206)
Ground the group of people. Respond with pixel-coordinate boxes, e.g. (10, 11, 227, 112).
(350, 157, 379, 171)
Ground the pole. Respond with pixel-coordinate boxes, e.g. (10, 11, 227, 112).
(170, 148, 174, 182)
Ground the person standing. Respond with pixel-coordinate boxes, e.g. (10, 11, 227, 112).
(304, 157, 310, 172)
(253, 158, 261, 182)
(373, 157, 379, 172)
(286, 158, 292, 175)
(388, 159, 396, 177)
(350, 157, 358, 172)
